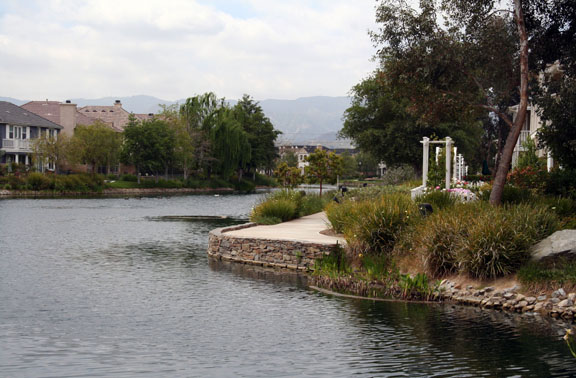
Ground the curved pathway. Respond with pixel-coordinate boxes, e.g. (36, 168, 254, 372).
(225, 212, 346, 245)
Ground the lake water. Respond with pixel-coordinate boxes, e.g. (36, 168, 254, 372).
(1, 194, 575, 377)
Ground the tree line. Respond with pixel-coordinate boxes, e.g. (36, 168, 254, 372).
(33, 93, 281, 183)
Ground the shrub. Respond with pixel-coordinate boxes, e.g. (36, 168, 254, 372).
(299, 194, 326, 217)
(410, 202, 559, 279)
(141, 179, 183, 189)
(325, 199, 358, 234)
(545, 168, 576, 198)
(507, 165, 548, 193)
(342, 193, 419, 256)
(477, 184, 533, 204)
(251, 215, 282, 225)
(6, 175, 25, 190)
(120, 174, 138, 182)
(26, 172, 53, 191)
(253, 173, 277, 187)
(416, 190, 458, 211)
(234, 179, 256, 193)
(313, 244, 350, 276)
(251, 198, 297, 223)
(380, 165, 416, 185)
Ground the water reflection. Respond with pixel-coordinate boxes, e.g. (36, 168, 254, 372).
(1, 195, 576, 377)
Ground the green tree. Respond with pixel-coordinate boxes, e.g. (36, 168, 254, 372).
(160, 104, 195, 179)
(210, 108, 252, 179)
(370, 0, 531, 205)
(121, 117, 176, 183)
(68, 121, 122, 174)
(527, 0, 576, 170)
(232, 94, 281, 177)
(179, 93, 223, 176)
(31, 131, 69, 173)
(274, 161, 303, 188)
(341, 73, 483, 173)
(305, 149, 343, 196)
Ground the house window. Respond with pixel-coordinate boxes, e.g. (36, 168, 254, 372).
(8, 125, 26, 139)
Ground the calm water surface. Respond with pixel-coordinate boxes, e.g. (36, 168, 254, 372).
(1, 194, 575, 377)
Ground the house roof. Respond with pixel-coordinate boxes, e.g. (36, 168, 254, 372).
(22, 100, 101, 128)
(78, 104, 154, 131)
(0, 101, 63, 129)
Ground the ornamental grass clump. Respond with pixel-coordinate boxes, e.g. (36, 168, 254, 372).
(342, 193, 419, 256)
(250, 198, 297, 224)
(411, 202, 559, 279)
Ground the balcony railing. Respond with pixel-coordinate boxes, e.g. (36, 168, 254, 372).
(1, 139, 31, 151)
(515, 130, 531, 151)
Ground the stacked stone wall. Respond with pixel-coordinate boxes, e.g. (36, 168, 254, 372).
(207, 223, 339, 270)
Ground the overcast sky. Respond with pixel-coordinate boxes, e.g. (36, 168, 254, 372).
(0, 0, 380, 101)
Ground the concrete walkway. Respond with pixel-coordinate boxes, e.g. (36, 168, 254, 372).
(225, 212, 346, 245)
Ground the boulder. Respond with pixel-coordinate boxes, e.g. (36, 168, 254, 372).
(531, 229, 576, 261)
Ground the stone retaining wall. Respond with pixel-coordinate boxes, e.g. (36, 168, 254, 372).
(207, 223, 339, 270)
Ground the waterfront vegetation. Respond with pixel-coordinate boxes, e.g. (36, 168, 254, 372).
(245, 160, 576, 301)
(0, 170, 276, 194)
(250, 189, 332, 225)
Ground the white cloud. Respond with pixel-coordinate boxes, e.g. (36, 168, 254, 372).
(0, 0, 378, 101)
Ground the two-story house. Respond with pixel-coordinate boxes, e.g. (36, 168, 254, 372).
(0, 101, 63, 170)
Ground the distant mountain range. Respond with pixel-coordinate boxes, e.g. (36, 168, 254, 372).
(1, 95, 353, 148)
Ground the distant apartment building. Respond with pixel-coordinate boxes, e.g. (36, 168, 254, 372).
(22, 99, 155, 134)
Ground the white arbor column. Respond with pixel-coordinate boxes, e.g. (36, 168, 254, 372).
(445, 137, 452, 190)
(421, 137, 430, 187)
(547, 151, 554, 172)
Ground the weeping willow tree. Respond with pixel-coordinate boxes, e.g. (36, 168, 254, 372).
(210, 108, 252, 179)
(179, 93, 224, 176)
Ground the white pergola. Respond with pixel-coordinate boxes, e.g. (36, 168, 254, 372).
(421, 136, 453, 190)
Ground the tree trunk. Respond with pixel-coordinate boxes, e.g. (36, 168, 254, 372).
(489, 0, 529, 206)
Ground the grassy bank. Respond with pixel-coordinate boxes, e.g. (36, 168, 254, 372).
(311, 184, 576, 300)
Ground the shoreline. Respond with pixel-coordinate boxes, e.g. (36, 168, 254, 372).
(206, 216, 576, 324)
(0, 187, 245, 198)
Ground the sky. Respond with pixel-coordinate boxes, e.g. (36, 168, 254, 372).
(0, 0, 380, 101)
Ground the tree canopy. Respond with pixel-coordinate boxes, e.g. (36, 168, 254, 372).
(358, 0, 531, 205)
(68, 121, 122, 174)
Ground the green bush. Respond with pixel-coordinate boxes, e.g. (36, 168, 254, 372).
(545, 168, 576, 198)
(299, 195, 326, 217)
(251, 198, 298, 223)
(410, 202, 559, 279)
(313, 244, 350, 276)
(26, 172, 53, 191)
(478, 184, 533, 204)
(141, 179, 183, 189)
(53, 174, 105, 192)
(120, 174, 138, 182)
(250, 215, 282, 225)
(518, 258, 576, 286)
(416, 190, 458, 210)
(380, 165, 416, 185)
(253, 173, 277, 187)
(233, 179, 256, 193)
(341, 193, 419, 256)
(6, 175, 25, 190)
(325, 200, 357, 234)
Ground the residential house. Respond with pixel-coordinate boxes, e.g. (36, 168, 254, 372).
(77, 100, 154, 131)
(21, 100, 100, 136)
(0, 101, 63, 170)
(510, 62, 562, 170)
(23, 99, 155, 134)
